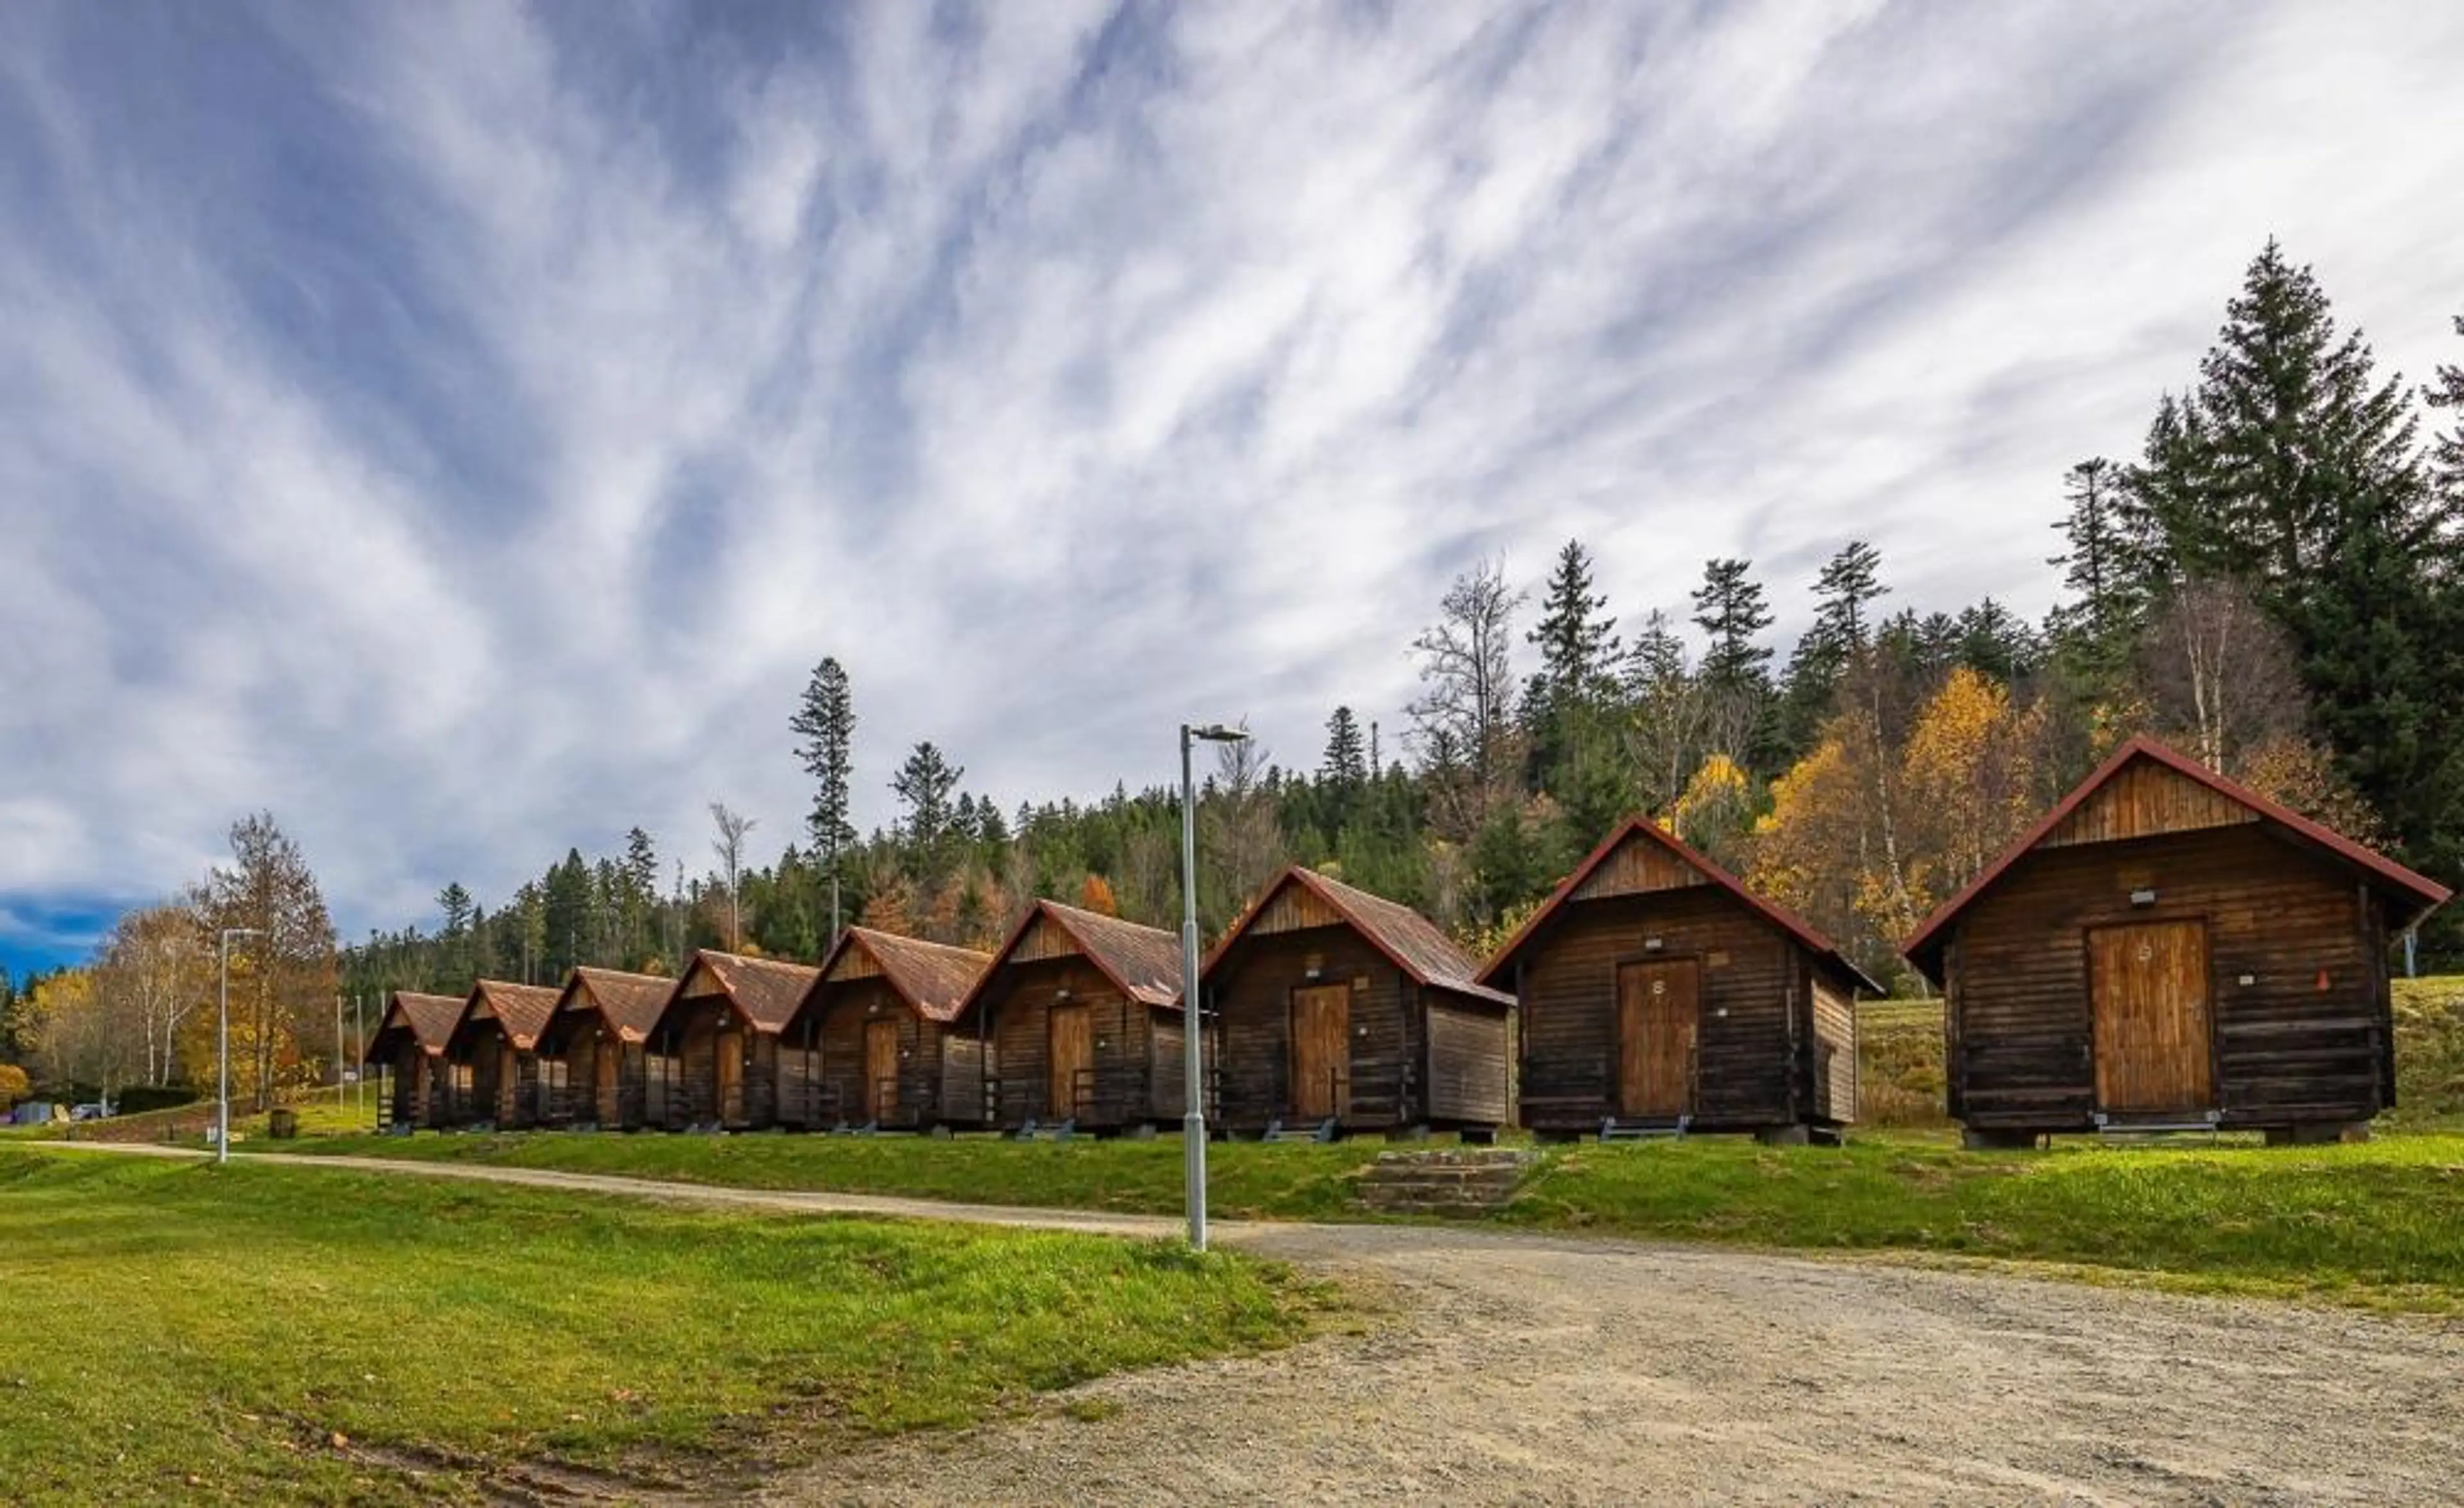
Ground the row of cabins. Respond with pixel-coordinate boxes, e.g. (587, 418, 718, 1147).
(368, 738, 2450, 1145)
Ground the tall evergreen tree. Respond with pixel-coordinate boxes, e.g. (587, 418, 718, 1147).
(1691, 558, 1774, 687)
(2427, 313, 2464, 505)
(892, 742, 965, 852)
(1525, 540, 1621, 713)
(1321, 707, 1367, 787)
(1808, 540, 1887, 653)
(788, 657, 857, 882)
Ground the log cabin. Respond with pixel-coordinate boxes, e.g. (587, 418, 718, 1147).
(1903, 735, 2451, 1147)
(1479, 819, 1881, 1142)
(1203, 866, 1515, 1139)
(791, 928, 993, 1131)
(952, 900, 1185, 1133)
(649, 950, 823, 1131)
(535, 967, 678, 1129)
(364, 990, 464, 1131)
(444, 981, 564, 1129)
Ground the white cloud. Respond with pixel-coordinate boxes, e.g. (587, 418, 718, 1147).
(1, 0, 2460, 947)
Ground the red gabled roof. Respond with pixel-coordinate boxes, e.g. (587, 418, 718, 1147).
(364, 990, 465, 1062)
(547, 967, 678, 1047)
(955, 899, 1184, 1023)
(660, 949, 823, 1036)
(1901, 735, 2452, 979)
(1203, 866, 1515, 1007)
(453, 980, 563, 1052)
(1476, 816, 1884, 997)
(809, 927, 993, 1024)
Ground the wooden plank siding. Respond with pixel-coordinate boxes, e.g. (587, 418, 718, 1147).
(1570, 837, 1709, 902)
(1514, 887, 1847, 1133)
(1941, 823, 2395, 1131)
(977, 958, 1172, 1130)
(2039, 760, 2259, 850)
(1209, 924, 1509, 1133)
(810, 978, 958, 1129)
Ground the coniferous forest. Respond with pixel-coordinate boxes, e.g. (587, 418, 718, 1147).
(338, 243, 2464, 1000)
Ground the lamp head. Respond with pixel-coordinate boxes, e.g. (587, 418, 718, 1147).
(1189, 723, 1250, 743)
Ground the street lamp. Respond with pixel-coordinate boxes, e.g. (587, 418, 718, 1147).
(216, 927, 261, 1166)
(1180, 720, 1249, 1251)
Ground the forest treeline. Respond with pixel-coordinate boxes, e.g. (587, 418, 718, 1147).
(7, 241, 2462, 1103)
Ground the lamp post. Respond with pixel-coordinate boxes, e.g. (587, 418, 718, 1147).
(216, 927, 261, 1166)
(1180, 721, 1249, 1251)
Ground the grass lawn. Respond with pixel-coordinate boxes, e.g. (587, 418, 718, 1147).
(0, 1149, 1318, 1505)
(259, 1123, 2464, 1312)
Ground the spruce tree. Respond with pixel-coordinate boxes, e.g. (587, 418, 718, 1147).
(789, 658, 857, 882)
(1321, 707, 1367, 787)
(892, 742, 964, 852)
(2427, 313, 2464, 506)
(1526, 540, 1620, 714)
(1690, 558, 1774, 687)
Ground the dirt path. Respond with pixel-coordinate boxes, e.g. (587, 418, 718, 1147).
(46, 1144, 2464, 1504)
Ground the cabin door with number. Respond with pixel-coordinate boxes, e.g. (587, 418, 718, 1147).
(1290, 984, 1351, 1122)
(1617, 959, 1698, 1118)
(866, 1017, 901, 1122)
(1047, 1004, 1092, 1121)
(2090, 920, 2212, 1113)
(717, 1023, 745, 1124)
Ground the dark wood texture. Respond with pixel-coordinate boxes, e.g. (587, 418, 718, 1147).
(1209, 922, 1510, 1133)
(805, 978, 970, 1129)
(1517, 884, 1854, 1133)
(975, 956, 1173, 1129)
(1942, 823, 2393, 1131)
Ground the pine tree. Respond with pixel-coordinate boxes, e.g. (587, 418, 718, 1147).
(1322, 707, 1367, 786)
(789, 658, 857, 880)
(1525, 540, 1620, 715)
(1691, 558, 1774, 687)
(1952, 598, 2036, 683)
(892, 742, 965, 852)
(2427, 313, 2464, 506)
(1808, 540, 1886, 654)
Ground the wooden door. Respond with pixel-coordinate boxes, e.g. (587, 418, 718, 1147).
(499, 1041, 520, 1122)
(866, 1018, 900, 1122)
(1047, 1004, 1091, 1120)
(1616, 959, 1698, 1117)
(2090, 920, 2212, 1113)
(717, 1024, 744, 1124)
(595, 1040, 620, 1123)
(1290, 984, 1351, 1121)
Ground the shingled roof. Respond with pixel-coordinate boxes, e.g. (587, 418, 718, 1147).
(364, 990, 464, 1062)
(553, 967, 678, 1045)
(1204, 866, 1514, 1007)
(457, 980, 564, 1051)
(1478, 816, 1884, 997)
(813, 927, 991, 1024)
(959, 899, 1185, 1018)
(1903, 735, 2453, 979)
(671, 949, 823, 1035)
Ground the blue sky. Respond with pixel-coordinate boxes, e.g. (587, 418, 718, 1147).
(4, 0, 2463, 975)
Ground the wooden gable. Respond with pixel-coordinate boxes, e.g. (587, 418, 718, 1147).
(1569, 827, 1709, 902)
(1009, 910, 1086, 964)
(675, 957, 728, 999)
(2038, 757, 2259, 851)
(1249, 880, 1345, 937)
(825, 942, 887, 982)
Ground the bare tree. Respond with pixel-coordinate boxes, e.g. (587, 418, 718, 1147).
(1408, 558, 1527, 838)
(93, 902, 206, 1087)
(1200, 729, 1283, 930)
(2138, 578, 2307, 770)
(708, 802, 757, 950)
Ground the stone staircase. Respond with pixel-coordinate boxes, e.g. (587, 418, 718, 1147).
(1351, 1148, 1535, 1217)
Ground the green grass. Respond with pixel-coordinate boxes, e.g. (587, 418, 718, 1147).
(256, 1121, 2464, 1313)
(270, 1127, 1384, 1220)
(0, 1148, 1318, 1505)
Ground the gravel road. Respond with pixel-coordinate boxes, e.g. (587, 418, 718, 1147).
(51, 1145, 2464, 1505)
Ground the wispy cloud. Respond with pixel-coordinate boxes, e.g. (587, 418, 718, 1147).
(3, 0, 2461, 952)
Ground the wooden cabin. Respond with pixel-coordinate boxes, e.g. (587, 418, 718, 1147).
(444, 981, 563, 1129)
(952, 900, 1186, 1133)
(650, 950, 823, 1131)
(535, 968, 678, 1129)
(1480, 820, 1881, 1142)
(1204, 866, 1514, 1139)
(364, 990, 464, 1131)
(1903, 736, 2451, 1147)
(791, 928, 993, 1131)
